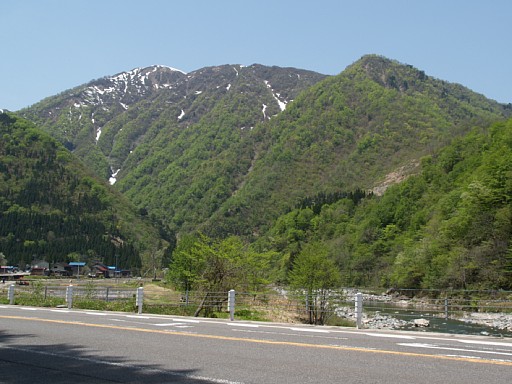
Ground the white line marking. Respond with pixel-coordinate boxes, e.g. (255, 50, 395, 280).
(289, 327, 329, 333)
(85, 312, 107, 316)
(365, 333, 416, 339)
(154, 323, 184, 327)
(171, 318, 200, 323)
(20, 307, 38, 311)
(457, 339, 512, 348)
(229, 323, 260, 328)
(126, 315, 150, 319)
(444, 354, 512, 363)
(398, 343, 512, 357)
(233, 329, 348, 340)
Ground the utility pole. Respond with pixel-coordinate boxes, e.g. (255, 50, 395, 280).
(115, 254, 119, 282)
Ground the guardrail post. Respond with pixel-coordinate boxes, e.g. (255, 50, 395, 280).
(136, 287, 144, 314)
(444, 297, 449, 319)
(66, 285, 73, 309)
(8, 284, 15, 305)
(355, 292, 363, 329)
(228, 289, 235, 321)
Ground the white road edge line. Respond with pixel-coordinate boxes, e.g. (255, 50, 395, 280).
(229, 323, 260, 328)
(289, 327, 330, 333)
(365, 333, 416, 339)
(398, 343, 512, 357)
(457, 339, 512, 348)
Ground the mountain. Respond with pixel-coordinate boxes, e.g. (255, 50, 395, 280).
(20, 64, 326, 180)
(20, 63, 327, 232)
(0, 112, 167, 273)
(203, 55, 512, 237)
(263, 118, 512, 290)
(20, 55, 512, 241)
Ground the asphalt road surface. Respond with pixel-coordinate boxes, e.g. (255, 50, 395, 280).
(1, 305, 511, 383)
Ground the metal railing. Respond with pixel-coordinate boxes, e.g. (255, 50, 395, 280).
(2, 283, 512, 336)
(1, 284, 135, 301)
(356, 288, 512, 336)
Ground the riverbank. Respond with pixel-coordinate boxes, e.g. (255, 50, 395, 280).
(461, 312, 512, 332)
(340, 289, 512, 332)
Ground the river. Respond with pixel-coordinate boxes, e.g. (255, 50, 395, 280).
(365, 301, 512, 338)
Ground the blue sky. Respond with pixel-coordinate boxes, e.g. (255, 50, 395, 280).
(1, 0, 511, 110)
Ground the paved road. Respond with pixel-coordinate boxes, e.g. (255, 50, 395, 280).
(1, 305, 511, 383)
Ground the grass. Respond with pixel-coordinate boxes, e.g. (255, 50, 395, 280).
(0, 279, 359, 325)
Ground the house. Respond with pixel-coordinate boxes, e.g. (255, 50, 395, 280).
(30, 267, 47, 276)
(31, 260, 49, 270)
(105, 265, 131, 278)
(90, 263, 110, 278)
(68, 262, 86, 276)
(0, 266, 13, 274)
(119, 269, 132, 278)
(50, 262, 71, 277)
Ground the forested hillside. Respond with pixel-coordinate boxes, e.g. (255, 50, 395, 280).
(261, 118, 512, 290)
(203, 55, 511, 238)
(0, 112, 167, 273)
(21, 56, 510, 240)
(14, 55, 512, 289)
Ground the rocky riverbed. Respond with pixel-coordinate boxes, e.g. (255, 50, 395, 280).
(335, 306, 430, 329)
(460, 312, 512, 332)
(340, 289, 512, 332)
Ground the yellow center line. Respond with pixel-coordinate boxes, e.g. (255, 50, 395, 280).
(2, 314, 512, 366)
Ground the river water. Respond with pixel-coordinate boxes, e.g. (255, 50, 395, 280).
(365, 302, 512, 338)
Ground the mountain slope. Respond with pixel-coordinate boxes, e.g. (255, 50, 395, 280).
(20, 55, 512, 240)
(21, 64, 327, 232)
(262, 118, 512, 290)
(0, 112, 166, 272)
(204, 55, 512, 237)
(21, 64, 326, 180)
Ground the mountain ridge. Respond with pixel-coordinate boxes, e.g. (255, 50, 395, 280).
(6, 54, 512, 290)
(19, 55, 512, 239)
(20, 63, 327, 180)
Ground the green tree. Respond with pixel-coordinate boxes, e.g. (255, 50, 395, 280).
(289, 242, 341, 324)
(166, 234, 205, 293)
(167, 234, 274, 316)
(0, 252, 7, 265)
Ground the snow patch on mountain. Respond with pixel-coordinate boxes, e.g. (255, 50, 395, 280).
(109, 168, 121, 185)
(156, 65, 187, 75)
(80, 65, 187, 108)
(264, 80, 287, 111)
(262, 104, 268, 119)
